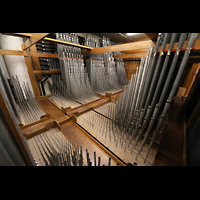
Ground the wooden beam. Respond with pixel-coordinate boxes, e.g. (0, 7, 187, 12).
(33, 70, 61, 74)
(123, 48, 148, 54)
(21, 44, 39, 97)
(158, 38, 200, 52)
(113, 52, 147, 59)
(81, 40, 156, 55)
(2, 33, 31, 38)
(23, 33, 50, 50)
(0, 48, 59, 58)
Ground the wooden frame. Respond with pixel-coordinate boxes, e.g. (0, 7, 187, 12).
(23, 33, 50, 50)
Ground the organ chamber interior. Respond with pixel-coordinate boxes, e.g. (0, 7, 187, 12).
(0, 33, 199, 166)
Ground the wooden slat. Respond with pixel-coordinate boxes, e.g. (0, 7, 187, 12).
(2, 33, 31, 38)
(123, 48, 148, 54)
(21, 115, 70, 139)
(33, 70, 61, 74)
(23, 33, 49, 50)
(0, 48, 59, 58)
(37, 98, 65, 119)
(158, 38, 200, 52)
(81, 40, 156, 55)
(113, 52, 147, 59)
(66, 98, 110, 117)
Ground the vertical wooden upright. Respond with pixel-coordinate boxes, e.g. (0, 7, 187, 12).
(21, 44, 39, 97)
(29, 44, 43, 95)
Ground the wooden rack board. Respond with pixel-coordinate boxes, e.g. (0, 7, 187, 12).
(19, 92, 127, 166)
(15, 88, 185, 166)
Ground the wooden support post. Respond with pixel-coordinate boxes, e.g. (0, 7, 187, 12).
(29, 44, 43, 95)
(29, 44, 43, 80)
(21, 44, 39, 97)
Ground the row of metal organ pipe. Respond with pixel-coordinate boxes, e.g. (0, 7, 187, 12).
(0, 33, 197, 166)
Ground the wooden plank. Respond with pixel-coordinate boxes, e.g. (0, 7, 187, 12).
(66, 98, 110, 117)
(158, 38, 200, 52)
(2, 33, 31, 38)
(23, 33, 49, 50)
(22, 115, 70, 139)
(123, 48, 148, 54)
(37, 98, 65, 119)
(81, 40, 156, 55)
(113, 51, 147, 59)
(21, 118, 54, 139)
(33, 69, 61, 74)
(0, 48, 59, 58)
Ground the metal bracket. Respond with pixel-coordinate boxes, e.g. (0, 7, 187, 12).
(176, 47, 181, 56)
(186, 47, 192, 54)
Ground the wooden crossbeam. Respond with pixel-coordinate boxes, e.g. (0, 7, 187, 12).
(113, 52, 147, 59)
(33, 70, 61, 74)
(23, 33, 50, 50)
(81, 40, 156, 55)
(0, 49, 59, 58)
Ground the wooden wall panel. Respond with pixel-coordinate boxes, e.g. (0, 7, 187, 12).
(124, 59, 141, 80)
(182, 63, 200, 97)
